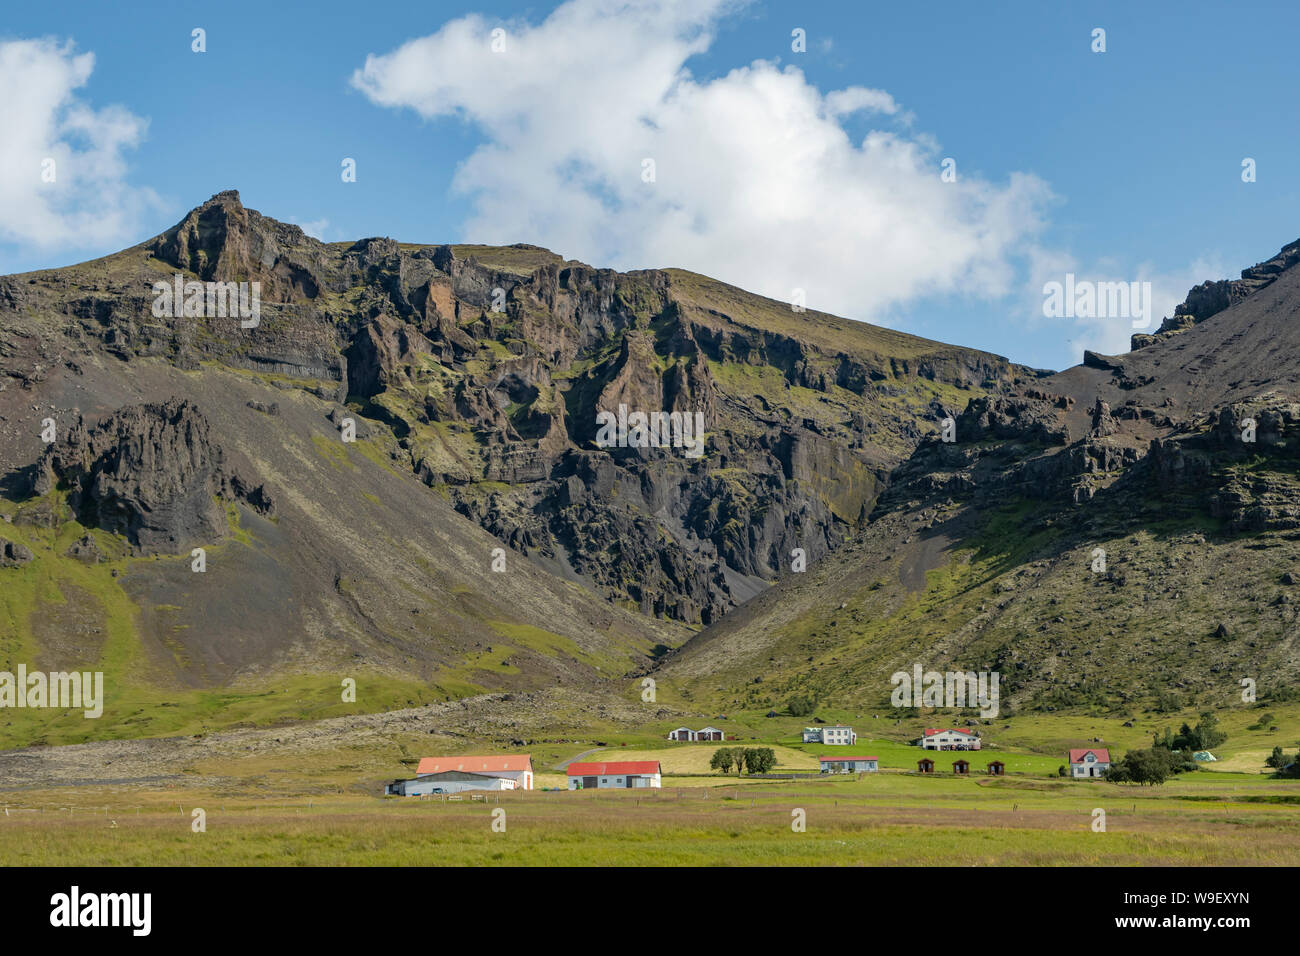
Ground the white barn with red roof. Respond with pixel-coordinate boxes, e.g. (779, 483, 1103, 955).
(567, 760, 662, 790)
(1068, 748, 1111, 778)
(386, 754, 534, 795)
(920, 728, 981, 751)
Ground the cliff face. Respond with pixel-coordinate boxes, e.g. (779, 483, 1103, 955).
(1, 191, 1028, 627)
(657, 239, 1300, 717)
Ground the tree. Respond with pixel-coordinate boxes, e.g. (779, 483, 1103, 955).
(744, 748, 776, 774)
(730, 748, 748, 775)
(787, 695, 817, 718)
(1265, 746, 1286, 770)
(1109, 747, 1180, 786)
(710, 749, 734, 774)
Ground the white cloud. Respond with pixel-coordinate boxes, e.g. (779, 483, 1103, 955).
(0, 38, 157, 250)
(1026, 247, 1228, 363)
(351, 0, 1052, 323)
(291, 217, 331, 241)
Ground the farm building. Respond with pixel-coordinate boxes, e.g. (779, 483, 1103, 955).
(667, 726, 725, 742)
(567, 761, 662, 790)
(987, 760, 1005, 775)
(387, 772, 515, 796)
(819, 756, 879, 774)
(415, 755, 533, 790)
(917, 758, 935, 773)
(804, 725, 857, 745)
(920, 728, 982, 751)
(952, 759, 970, 775)
(1068, 748, 1111, 778)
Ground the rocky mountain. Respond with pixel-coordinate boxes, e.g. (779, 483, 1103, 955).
(0, 191, 1028, 742)
(657, 237, 1300, 717)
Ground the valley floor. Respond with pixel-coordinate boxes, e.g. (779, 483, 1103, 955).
(1, 773, 1297, 866)
(3, 698, 1297, 866)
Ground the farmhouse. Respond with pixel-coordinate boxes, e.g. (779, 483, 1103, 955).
(416, 755, 533, 789)
(568, 761, 662, 790)
(819, 755, 879, 774)
(1068, 748, 1111, 778)
(804, 725, 858, 745)
(920, 728, 982, 751)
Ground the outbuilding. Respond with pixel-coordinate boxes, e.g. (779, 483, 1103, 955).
(568, 761, 662, 790)
(917, 758, 935, 773)
(952, 759, 970, 775)
(987, 760, 1005, 775)
(819, 755, 879, 774)
(387, 771, 515, 796)
(416, 755, 533, 790)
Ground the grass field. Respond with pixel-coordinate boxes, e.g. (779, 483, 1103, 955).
(3, 772, 1298, 866)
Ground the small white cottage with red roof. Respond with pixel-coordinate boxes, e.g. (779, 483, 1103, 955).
(1068, 748, 1111, 778)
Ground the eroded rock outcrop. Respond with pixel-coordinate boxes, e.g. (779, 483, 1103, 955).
(32, 398, 273, 553)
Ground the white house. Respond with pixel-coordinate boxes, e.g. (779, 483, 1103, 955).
(567, 761, 662, 790)
(819, 755, 878, 774)
(668, 727, 696, 741)
(415, 755, 533, 790)
(1068, 748, 1111, 778)
(920, 728, 982, 751)
(803, 725, 857, 745)
(822, 725, 857, 745)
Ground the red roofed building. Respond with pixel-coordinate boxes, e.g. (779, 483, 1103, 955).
(567, 760, 662, 790)
(920, 728, 981, 751)
(416, 755, 533, 789)
(1068, 748, 1111, 778)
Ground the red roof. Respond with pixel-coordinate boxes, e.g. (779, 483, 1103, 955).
(819, 755, 879, 762)
(923, 728, 976, 737)
(1068, 749, 1111, 763)
(417, 755, 532, 775)
(566, 761, 661, 776)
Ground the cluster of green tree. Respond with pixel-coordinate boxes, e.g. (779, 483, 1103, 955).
(786, 695, 817, 717)
(1103, 713, 1231, 785)
(709, 747, 777, 775)
(1104, 747, 1186, 785)
(1265, 744, 1300, 777)
(1152, 712, 1227, 753)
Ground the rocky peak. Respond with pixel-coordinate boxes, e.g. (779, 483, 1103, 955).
(1132, 235, 1300, 351)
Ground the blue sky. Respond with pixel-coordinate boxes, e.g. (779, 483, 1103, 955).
(2, 0, 1297, 371)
